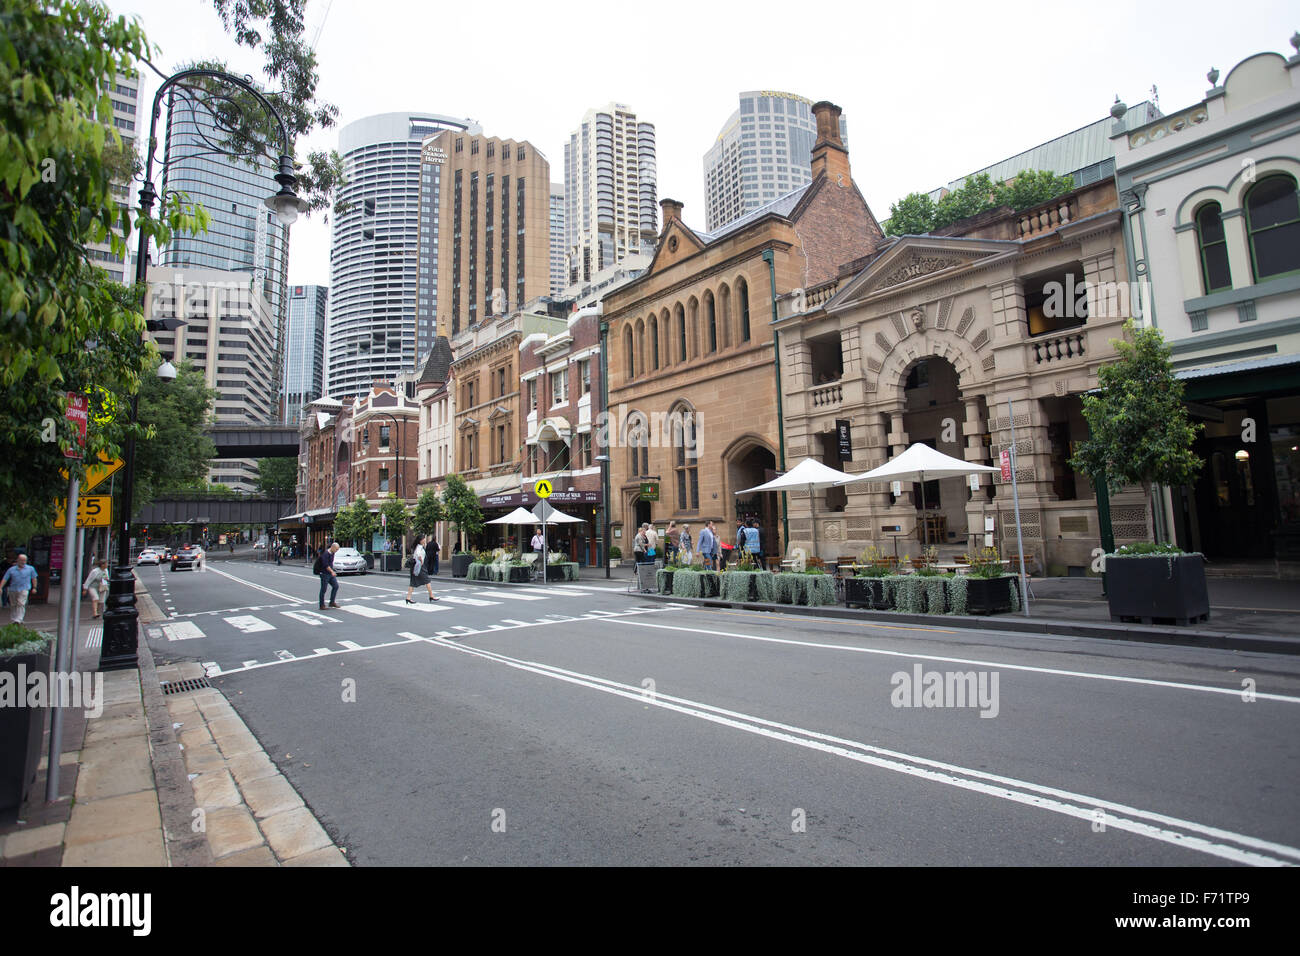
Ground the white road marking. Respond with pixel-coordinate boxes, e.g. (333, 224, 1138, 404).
(470, 590, 547, 601)
(312, 648, 331, 655)
(281, 610, 340, 626)
(612, 620, 1300, 705)
(383, 600, 451, 613)
(452, 626, 476, 633)
(161, 621, 204, 642)
(437, 595, 501, 607)
(241, 660, 258, 668)
(338, 640, 363, 650)
(436, 631, 454, 637)
(224, 615, 275, 633)
(201, 661, 220, 676)
(426, 636, 1300, 867)
(500, 619, 530, 626)
(275, 650, 294, 661)
(335, 604, 399, 618)
(84, 626, 102, 649)
(397, 632, 424, 640)
(206, 564, 306, 603)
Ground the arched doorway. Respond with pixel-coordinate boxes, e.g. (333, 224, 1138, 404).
(900, 357, 967, 548)
(726, 438, 779, 562)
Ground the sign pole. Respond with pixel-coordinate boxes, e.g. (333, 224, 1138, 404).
(47, 473, 79, 802)
(1005, 399, 1031, 617)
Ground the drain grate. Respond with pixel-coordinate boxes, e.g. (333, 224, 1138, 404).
(160, 677, 211, 695)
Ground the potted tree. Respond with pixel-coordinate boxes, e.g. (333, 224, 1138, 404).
(379, 493, 409, 572)
(608, 545, 622, 570)
(956, 547, 1020, 615)
(1070, 320, 1207, 625)
(442, 475, 484, 578)
(411, 488, 446, 575)
(0, 624, 52, 812)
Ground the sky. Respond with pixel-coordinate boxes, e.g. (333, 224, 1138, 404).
(105, 0, 1299, 289)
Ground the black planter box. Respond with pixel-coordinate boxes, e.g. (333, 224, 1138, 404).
(844, 576, 892, 610)
(1106, 554, 1210, 626)
(451, 553, 472, 578)
(659, 571, 674, 594)
(701, 571, 720, 598)
(1, 643, 52, 813)
(966, 575, 1017, 615)
(545, 563, 578, 582)
(507, 565, 531, 583)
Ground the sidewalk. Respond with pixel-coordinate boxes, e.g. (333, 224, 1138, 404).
(0, 579, 348, 867)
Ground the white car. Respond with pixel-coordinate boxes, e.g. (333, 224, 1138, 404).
(136, 549, 160, 565)
(332, 547, 368, 574)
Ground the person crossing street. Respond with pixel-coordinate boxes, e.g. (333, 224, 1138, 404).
(315, 542, 341, 609)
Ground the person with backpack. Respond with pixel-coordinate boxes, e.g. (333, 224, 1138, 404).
(405, 534, 439, 603)
(314, 542, 341, 609)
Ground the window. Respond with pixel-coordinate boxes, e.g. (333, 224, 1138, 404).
(378, 468, 390, 493)
(1246, 175, 1300, 281)
(678, 307, 687, 362)
(528, 378, 538, 411)
(579, 359, 591, 394)
(496, 424, 508, 464)
(579, 432, 592, 469)
(379, 425, 391, 450)
(496, 366, 506, 398)
(650, 316, 659, 369)
(1195, 202, 1232, 293)
(550, 367, 568, 406)
(738, 278, 751, 342)
(672, 406, 699, 512)
(706, 292, 717, 352)
(624, 326, 634, 378)
(1025, 263, 1088, 335)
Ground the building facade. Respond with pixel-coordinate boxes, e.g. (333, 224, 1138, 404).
(1112, 40, 1300, 563)
(704, 90, 848, 233)
(423, 129, 552, 338)
(88, 70, 145, 282)
(416, 339, 456, 558)
(563, 103, 657, 287)
(603, 102, 886, 559)
(284, 284, 327, 425)
(328, 112, 477, 399)
(349, 385, 421, 510)
(550, 183, 566, 297)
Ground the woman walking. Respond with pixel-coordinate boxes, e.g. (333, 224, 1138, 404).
(405, 534, 439, 603)
(83, 558, 111, 618)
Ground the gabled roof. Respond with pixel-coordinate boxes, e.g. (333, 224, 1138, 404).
(697, 184, 812, 244)
(417, 336, 454, 385)
(826, 234, 1017, 311)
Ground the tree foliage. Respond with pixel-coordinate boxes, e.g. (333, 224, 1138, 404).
(884, 170, 1075, 236)
(1070, 321, 1203, 539)
(410, 487, 444, 538)
(132, 359, 218, 512)
(331, 495, 375, 550)
(440, 474, 483, 550)
(255, 455, 296, 497)
(378, 492, 408, 543)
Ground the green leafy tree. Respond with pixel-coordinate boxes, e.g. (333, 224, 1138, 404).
(884, 191, 936, 237)
(410, 487, 444, 538)
(378, 492, 408, 546)
(441, 474, 483, 552)
(933, 174, 998, 229)
(993, 169, 1075, 212)
(255, 456, 296, 498)
(1070, 320, 1203, 541)
(883, 170, 1074, 236)
(332, 495, 376, 551)
(132, 359, 218, 512)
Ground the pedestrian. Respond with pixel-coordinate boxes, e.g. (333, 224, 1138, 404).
(679, 524, 693, 566)
(405, 534, 439, 603)
(314, 542, 341, 609)
(83, 558, 110, 618)
(646, 523, 659, 562)
(428, 535, 440, 576)
(531, 526, 544, 554)
(275, 542, 282, 566)
(633, 523, 651, 564)
(702, 520, 722, 570)
(664, 520, 678, 564)
(2, 553, 38, 624)
(744, 519, 763, 567)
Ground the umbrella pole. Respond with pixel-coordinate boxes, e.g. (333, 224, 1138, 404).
(919, 471, 928, 552)
(809, 481, 817, 564)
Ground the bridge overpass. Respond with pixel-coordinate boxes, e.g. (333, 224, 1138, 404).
(204, 424, 300, 459)
(134, 494, 295, 526)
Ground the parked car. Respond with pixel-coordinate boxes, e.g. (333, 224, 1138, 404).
(252, 541, 266, 549)
(170, 544, 204, 571)
(332, 547, 367, 575)
(136, 549, 160, 566)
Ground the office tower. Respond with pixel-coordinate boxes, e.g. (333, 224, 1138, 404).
(703, 91, 848, 232)
(422, 129, 551, 338)
(550, 183, 566, 297)
(284, 284, 328, 424)
(563, 103, 657, 287)
(328, 112, 477, 398)
(88, 70, 145, 282)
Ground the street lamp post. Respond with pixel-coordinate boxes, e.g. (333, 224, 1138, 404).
(100, 68, 307, 672)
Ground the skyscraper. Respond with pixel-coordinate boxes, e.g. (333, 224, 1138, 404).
(328, 112, 477, 399)
(703, 91, 849, 232)
(88, 70, 145, 283)
(563, 103, 657, 287)
(549, 183, 566, 297)
(420, 129, 551, 339)
(284, 284, 327, 424)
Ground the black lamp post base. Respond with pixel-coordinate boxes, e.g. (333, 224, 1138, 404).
(99, 565, 140, 671)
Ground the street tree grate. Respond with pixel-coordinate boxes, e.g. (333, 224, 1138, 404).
(160, 677, 211, 695)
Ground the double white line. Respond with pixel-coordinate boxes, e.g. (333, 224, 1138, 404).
(425, 635, 1300, 867)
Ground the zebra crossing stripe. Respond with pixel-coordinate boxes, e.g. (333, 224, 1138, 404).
(337, 604, 399, 618)
(470, 589, 547, 601)
(282, 610, 339, 626)
(338, 640, 363, 650)
(202, 661, 220, 676)
(161, 621, 204, 641)
(397, 632, 423, 640)
(437, 595, 501, 607)
(382, 600, 451, 613)
(275, 650, 294, 661)
(312, 648, 331, 655)
(436, 631, 454, 637)
(225, 615, 275, 633)
(242, 660, 258, 668)
(500, 619, 529, 626)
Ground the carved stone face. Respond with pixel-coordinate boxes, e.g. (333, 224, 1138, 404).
(910, 308, 925, 330)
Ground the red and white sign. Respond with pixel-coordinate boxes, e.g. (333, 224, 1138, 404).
(1000, 449, 1012, 483)
(65, 392, 88, 459)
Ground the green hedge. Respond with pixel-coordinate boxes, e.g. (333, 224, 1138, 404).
(719, 570, 775, 603)
(772, 573, 836, 607)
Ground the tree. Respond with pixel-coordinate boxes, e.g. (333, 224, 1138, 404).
(440, 474, 483, 552)
(1070, 320, 1203, 541)
(256, 456, 296, 498)
(884, 192, 936, 237)
(378, 493, 408, 547)
(993, 169, 1075, 213)
(332, 495, 376, 551)
(883, 170, 1075, 236)
(410, 488, 445, 539)
(132, 359, 218, 513)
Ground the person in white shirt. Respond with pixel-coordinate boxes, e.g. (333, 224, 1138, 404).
(531, 527, 545, 553)
(405, 534, 439, 603)
(83, 558, 110, 618)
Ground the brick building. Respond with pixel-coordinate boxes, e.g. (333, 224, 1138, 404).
(349, 385, 420, 513)
(601, 101, 885, 558)
(291, 397, 351, 554)
(415, 338, 456, 557)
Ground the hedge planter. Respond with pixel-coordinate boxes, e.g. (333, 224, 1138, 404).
(886, 575, 948, 614)
(451, 553, 473, 578)
(545, 563, 579, 582)
(1, 635, 52, 813)
(1106, 554, 1210, 626)
(507, 565, 532, 584)
(961, 575, 1020, 616)
(845, 576, 893, 610)
(773, 573, 837, 607)
(719, 571, 774, 603)
(668, 570, 721, 599)
(656, 569, 675, 594)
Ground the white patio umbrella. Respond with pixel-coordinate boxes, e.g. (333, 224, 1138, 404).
(836, 443, 999, 547)
(531, 502, 584, 523)
(736, 457, 852, 559)
(486, 507, 540, 525)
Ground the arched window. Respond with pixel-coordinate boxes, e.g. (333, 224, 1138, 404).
(1246, 174, 1300, 281)
(688, 298, 700, 358)
(662, 308, 672, 367)
(679, 301, 690, 362)
(623, 326, 634, 379)
(1195, 202, 1231, 293)
(626, 412, 649, 477)
(670, 404, 699, 512)
(738, 278, 751, 342)
(718, 283, 732, 349)
(705, 290, 717, 353)
(635, 318, 646, 377)
(649, 315, 659, 370)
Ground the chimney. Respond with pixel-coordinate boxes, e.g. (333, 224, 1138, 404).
(810, 101, 850, 185)
(660, 197, 684, 225)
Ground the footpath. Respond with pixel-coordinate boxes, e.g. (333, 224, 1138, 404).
(0, 573, 348, 868)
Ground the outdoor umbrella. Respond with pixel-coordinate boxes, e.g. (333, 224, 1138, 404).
(835, 443, 998, 547)
(485, 507, 540, 525)
(735, 457, 852, 560)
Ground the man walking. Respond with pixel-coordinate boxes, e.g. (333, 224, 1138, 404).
(698, 521, 718, 571)
(743, 519, 763, 567)
(2, 553, 37, 624)
(315, 542, 341, 609)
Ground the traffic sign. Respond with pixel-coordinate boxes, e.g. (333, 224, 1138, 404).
(535, 479, 553, 499)
(1000, 449, 1012, 483)
(54, 495, 112, 528)
(64, 392, 88, 459)
(62, 454, 125, 493)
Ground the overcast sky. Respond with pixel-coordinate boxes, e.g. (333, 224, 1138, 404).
(105, 0, 1298, 288)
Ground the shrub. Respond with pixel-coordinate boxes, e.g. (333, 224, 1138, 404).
(967, 546, 1005, 579)
(608, 545, 622, 560)
(947, 576, 969, 615)
(0, 624, 52, 658)
(671, 569, 703, 598)
(1110, 542, 1184, 556)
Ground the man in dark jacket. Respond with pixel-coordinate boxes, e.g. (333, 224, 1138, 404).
(316, 542, 341, 609)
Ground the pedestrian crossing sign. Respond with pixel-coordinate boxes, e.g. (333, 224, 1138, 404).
(536, 480, 553, 499)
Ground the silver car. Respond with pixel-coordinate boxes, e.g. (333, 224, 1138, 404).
(332, 547, 368, 574)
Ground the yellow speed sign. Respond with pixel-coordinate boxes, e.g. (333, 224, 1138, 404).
(535, 479, 553, 499)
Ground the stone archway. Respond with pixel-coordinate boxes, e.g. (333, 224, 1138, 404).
(724, 435, 779, 561)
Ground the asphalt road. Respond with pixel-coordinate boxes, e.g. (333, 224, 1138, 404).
(140, 559, 1300, 866)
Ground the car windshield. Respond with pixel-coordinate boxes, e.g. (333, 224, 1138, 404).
(336, 549, 361, 558)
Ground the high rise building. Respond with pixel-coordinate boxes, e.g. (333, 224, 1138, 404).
(703, 91, 848, 232)
(328, 112, 477, 399)
(88, 70, 145, 282)
(420, 128, 551, 338)
(563, 103, 657, 287)
(160, 85, 290, 353)
(549, 183, 566, 297)
(284, 284, 328, 424)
